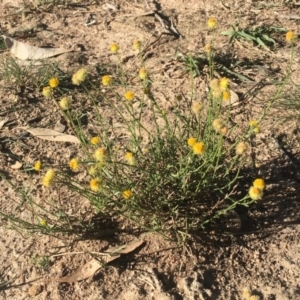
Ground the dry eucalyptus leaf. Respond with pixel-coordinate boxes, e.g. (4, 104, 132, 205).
(106, 239, 144, 255)
(11, 161, 22, 169)
(0, 118, 8, 129)
(2, 35, 72, 60)
(222, 89, 239, 107)
(56, 256, 119, 283)
(21, 127, 80, 144)
(47, 239, 143, 283)
(54, 122, 66, 133)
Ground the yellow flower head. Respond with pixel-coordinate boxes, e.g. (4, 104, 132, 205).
(94, 148, 107, 162)
(39, 219, 47, 227)
(210, 79, 221, 98)
(249, 120, 260, 134)
(122, 189, 133, 199)
(133, 40, 142, 51)
(110, 43, 119, 53)
(42, 168, 55, 187)
(249, 296, 260, 300)
(187, 137, 197, 147)
(212, 119, 223, 132)
(49, 77, 59, 88)
(220, 77, 230, 91)
(242, 288, 251, 300)
(207, 17, 217, 30)
(236, 142, 247, 155)
(102, 75, 112, 86)
(204, 44, 213, 55)
(222, 90, 231, 101)
(124, 90, 135, 101)
(253, 178, 265, 191)
(192, 142, 205, 155)
(125, 152, 135, 165)
(249, 186, 263, 201)
(34, 160, 42, 171)
(139, 67, 147, 80)
(42, 86, 52, 97)
(219, 126, 228, 136)
(72, 68, 88, 85)
(90, 136, 101, 145)
(90, 178, 101, 192)
(191, 101, 203, 114)
(286, 30, 297, 43)
(59, 96, 71, 110)
(69, 158, 79, 171)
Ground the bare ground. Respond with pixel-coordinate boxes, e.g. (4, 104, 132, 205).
(0, 0, 300, 299)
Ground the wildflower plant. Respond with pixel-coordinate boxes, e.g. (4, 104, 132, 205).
(6, 19, 296, 242)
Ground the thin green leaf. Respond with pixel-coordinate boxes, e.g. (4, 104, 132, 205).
(221, 30, 235, 36)
(262, 34, 275, 43)
(238, 31, 256, 41)
(256, 37, 269, 50)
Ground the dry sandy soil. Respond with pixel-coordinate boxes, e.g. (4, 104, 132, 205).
(0, 0, 300, 299)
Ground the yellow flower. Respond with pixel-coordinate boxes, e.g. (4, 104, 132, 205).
(207, 17, 217, 30)
(212, 119, 223, 132)
(219, 126, 228, 136)
(72, 68, 88, 85)
(220, 77, 230, 91)
(42, 169, 55, 187)
(253, 178, 265, 191)
(249, 120, 260, 134)
(249, 296, 260, 300)
(133, 40, 141, 51)
(39, 219, 47, 227)
(69, 158, 79, 171)
(102, 75, 112, 86)
(236, 142, 247, 155)
(88, 164, 98, 176)
(191, 101, 203, 114)
(286, 30, 297, 43)
(90, 136, 101, 145)
(94, 148, 107, 162)
(125, 152, 135, 165)
(192, 142, 205, 155)
(249, 186, 263, 201)
(210, 79, 221, 98)
(122, 189, 133, 199)
(204, 44, 213, 55)
(42, 86, 52, 97)
(49, 77, 59, 88)
(222, 90, 231, 101)
(34, 160, 42, 171)
(187, 137, 197, 147)
(59, 96, 71, 110)
(110, 43, 119, 53)
(139, 67, 147, 80)
(242, 288, 251, 300)
(124, 90, 135, 101)
(210, 78, 219, 90)
(90, 178, 101, 192)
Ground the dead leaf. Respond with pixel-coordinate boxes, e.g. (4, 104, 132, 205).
(21, 127, 80, 144)
(106, 239, 144, 255)
(222, 89, 239, 107)
(45, 239, 144, 283)
(11, 161, 22, 169)
(56, 256, 118, 283)
(54, 122, 65, 133)
(3, 35, 72, 60)
(0, 118, 8, 129)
